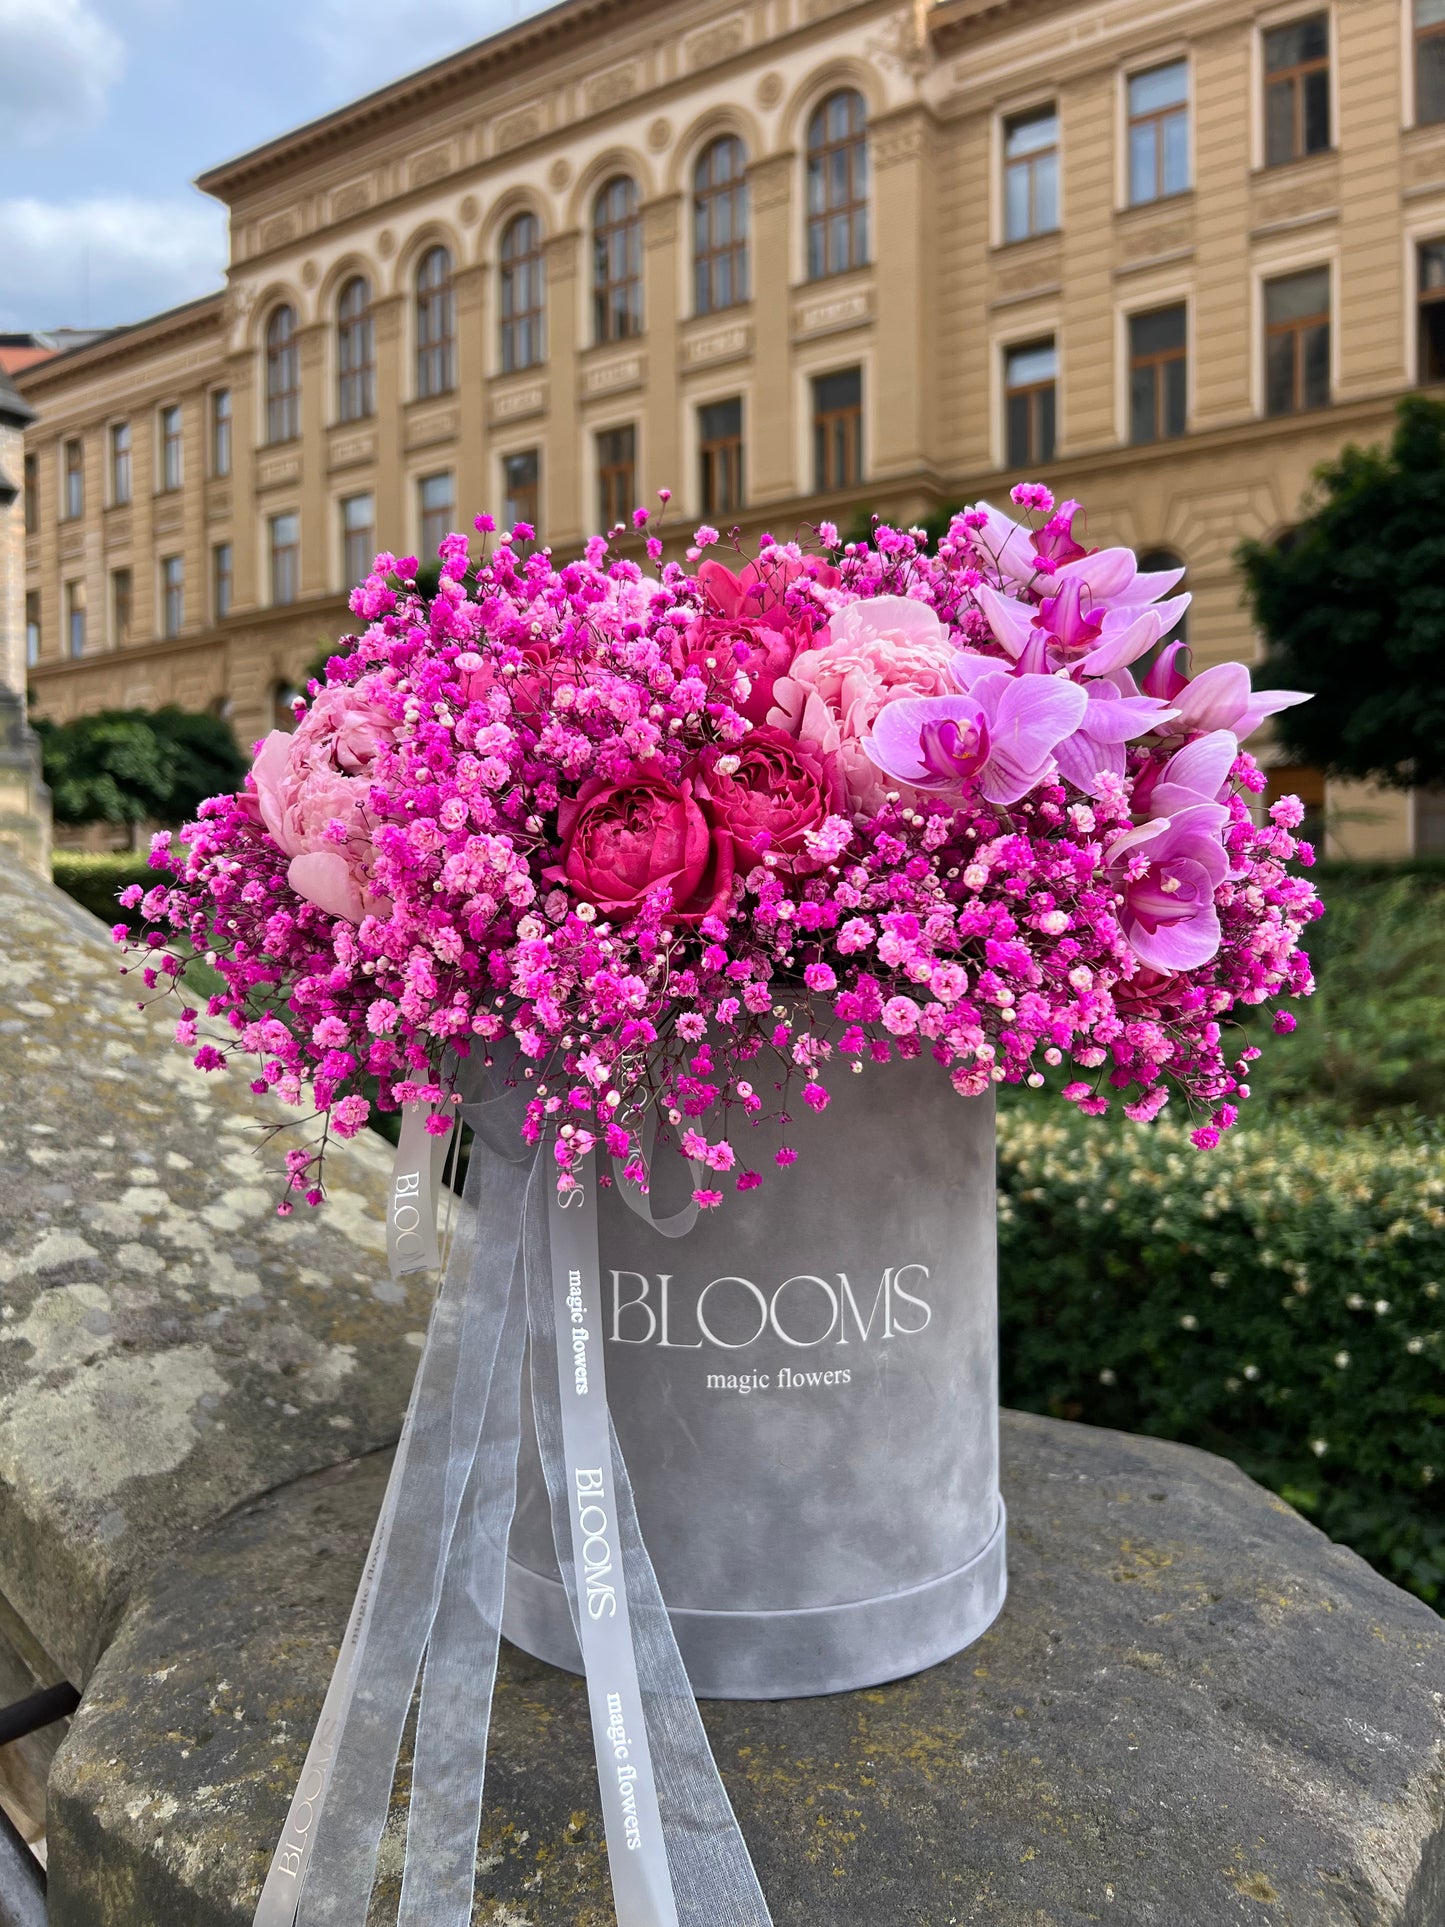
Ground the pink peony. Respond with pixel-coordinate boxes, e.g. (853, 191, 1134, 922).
(698, 552, 839, 626)
(674, 615, 810, 727)
(691, 726, 843, 871)
(549, 765, 735, 925)
(250, 684, 396, 923)
(770, 596, 958, 812)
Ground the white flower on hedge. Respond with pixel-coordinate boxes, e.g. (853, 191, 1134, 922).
(1406, 1337, 1425, 1355)
(1334, 1351, 1351, 1369)
(1311, 1439, 1329, 1458)
(1179, 1314, 1198, 1330)
(1374, 1300, 1391, 1315)
(1099, 1368, 1117, 1386)
(1346, 1294, 1366, 1310)
(1243, 1364, 1260, 1380)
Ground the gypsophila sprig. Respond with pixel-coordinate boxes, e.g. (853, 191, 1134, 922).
(123, 490, 1320, 1211)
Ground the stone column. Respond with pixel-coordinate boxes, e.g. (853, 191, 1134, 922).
(870, 108, 937, 483)
(372, 295, 406, 553)
(454, 264, 489, 528)
(642, 194, 683, 505)
(298, 323, 328, 595)
(747, 153, 795, 506)
(544, 231, 582, 546)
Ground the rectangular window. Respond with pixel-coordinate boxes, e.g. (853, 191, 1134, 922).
(63, 438, 83, 520)
(1005, 339, 1058, 466)
(597, 426, 637, 530)
(502, 450, 540, 534)
(1265, 267, 1330, 414)
(1419, 0, 1445, 123)
(1264, 15, 1330, 166)
(66, 579, 87, 657)
(24, 453, 37, 534)
(341, 493, 375, 587)
(1003, 106, 1059, 242)
(270, 513, 299, 606)
(213, 542, 233, 622)
(25, 592, 40, 666)
(161, 555, 184, 638)
(812, 367, 863, 492)
(699, 397, 744, 519)
(1421, 242, 1445, 381)
(109, 422, 132, 506)
(418, 472, 455, 560)
(111, 567, 133, 647)
(1128, 305, 1188, 443)
(1128, 61, 1190, 204)
(160, 404, 183, 491)
(211, 389, 232, 477)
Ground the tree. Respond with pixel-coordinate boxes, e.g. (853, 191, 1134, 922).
(35, 706, 248, 844)
(1237, 394, 1445, 790)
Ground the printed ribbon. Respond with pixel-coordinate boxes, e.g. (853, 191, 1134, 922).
(254, 1079, 771, 1927)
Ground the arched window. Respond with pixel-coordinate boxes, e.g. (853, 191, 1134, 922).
(694, 135, 749, 315)
(336, 275, 375, 422)
(592, 176, 643, 345)
(806, 89, 869, 280)
(265, 305, 300, 444)
(1137, 548, 1188, 646)
(415, 245, 456, 398)
(500, 213, 545, 373)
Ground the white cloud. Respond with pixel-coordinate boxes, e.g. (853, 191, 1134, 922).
(300, 0, 519, 96)
(0, 196, 226, 333)
(0, 0, 127, 146)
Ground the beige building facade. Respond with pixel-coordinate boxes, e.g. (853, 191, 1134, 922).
(18, 0, 1445, 854)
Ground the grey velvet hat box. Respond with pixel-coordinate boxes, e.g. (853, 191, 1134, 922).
(503, 1054, 1007, 1700)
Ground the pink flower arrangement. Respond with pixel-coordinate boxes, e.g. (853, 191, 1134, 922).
(125, 487, 1319, 1210)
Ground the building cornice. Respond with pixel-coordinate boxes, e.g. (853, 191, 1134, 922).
(15, 295, 225, 397)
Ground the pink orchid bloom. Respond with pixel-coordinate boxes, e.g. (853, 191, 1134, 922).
(1142, 643, 1191, 701)
(1132, 729, 1239, 818)
(951, 652, 1176, 798)
(1159, 659, 1311, 741)
(976, 581, 1189, 679)
(1108, 802, 1232, 972)
(966, 499, 1185, 603)
(863, 670, 1087, 806)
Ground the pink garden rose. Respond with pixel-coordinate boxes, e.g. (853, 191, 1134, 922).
(551, 766, 735, 925)
(691, 726, 843, 871)
(674, 614, 811, 726)
(250, 685, 396, 924)
(698, 552, 840, 626)
(770, 596, 958, 812)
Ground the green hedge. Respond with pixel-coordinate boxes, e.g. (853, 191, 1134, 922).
(51, 851, 155, 928)
(997, 1107, 1445, 1606)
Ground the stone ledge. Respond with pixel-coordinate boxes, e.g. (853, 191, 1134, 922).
(47, 1411, 1445, 1926)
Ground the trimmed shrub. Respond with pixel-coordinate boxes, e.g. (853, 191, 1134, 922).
(51, 852, 155, 928)
(997, 1106, 1445, 1606)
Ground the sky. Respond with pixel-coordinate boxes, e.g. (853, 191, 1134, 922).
(0, 0, 546, 334)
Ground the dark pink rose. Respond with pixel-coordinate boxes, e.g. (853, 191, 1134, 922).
(673, 615, 809, 726)
(551, 766, 735, 925)
(691, 727, 843, 872)
(698, 553, 840, 628)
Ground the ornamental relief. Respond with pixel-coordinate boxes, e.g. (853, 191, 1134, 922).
(489, 381, 547, 424)
(260, 212, 299, 252)
(257, 451, 302, 490)
(410, 143, 454, 189)
(687, 18, 745, 68)
(992, 246, 1062, 295)
(748, 155, 793, 210)
(328, 430, 376, 470)
(104, 510, 132, 548)
(582, 352, 644, 396)
(1117, 217, 1193, 263)
(496, 105, 544, 152)
(405, 405, 461, 448)
(681, 321, 752, 367)
(1251, 174, 1339, 229)
(792, 286, 873, 337)
(586, 64, 639, 113)
(331, 181, 373, 221)
(871, 113, 933, 171)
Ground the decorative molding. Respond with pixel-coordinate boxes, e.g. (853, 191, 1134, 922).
(647, 118, 673, 153)
(260, 213, 298, 252)
(497, 105, 544, 151)
(153, 500, 184, 537)
(756, 71, 784, 108)
(989, 277, 1063, 308)
(872, 110, 934, 170)
(549, 157, 573, 189)
(993, 244, 1062, 294)
(582, 352, 645, 396)
(331, 180, 373, 221)
(405, 404, 461, 448)
(1110, 250, 1192, 281)
(460, 194, 481, 225)
(792, 285, 874, 338)
(1117, 214, 1193, 262)
(749, 154, 794, 211)
(328, 430, 376, 469)
(103, 509, 132, 548)
(257, 450, 302, 490)
(372, 294, 405, 341)
(687, 17, 745, 68)
(377, 228, 396, 258)
(489, 380, 547, 424)
(643, 196, 681, 249)
(206, 487, 232, 520)
(410, 142, 453, 189)
(586, 64, 639, 114)
(58, 528, 85, 561)
(1250, 207, 1339, 241)
(1251, 179, 1339, 228)
(803, 0, 850, 21)
(681, 320, 752, 368)
(545, 231, 580, 280)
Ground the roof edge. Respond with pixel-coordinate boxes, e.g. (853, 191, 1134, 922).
(15, 291, 225, 392)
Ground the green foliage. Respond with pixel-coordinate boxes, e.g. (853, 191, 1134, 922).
(35, 707, 247, 833)
(997, 1106, 1445, 1605)
(50, 851, 154, 927)
(1236, 394, 1445, 789)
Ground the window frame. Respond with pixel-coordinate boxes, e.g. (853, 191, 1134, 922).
(269, 511, 300, 607)
(1125, 60, 1191, 206)
(211, 388, 232, 477)
(1418, 0, 1445, 124)
(501, 448, 540, 534)
(811, 366, 864, 493)
(418, 470, 456, 559)
(340, 492, 376, 589)
(592, 177, 644, 347)
(66, 578, 87, 658)
(23, 453, 37, 534)
(499, 213, 546, 373)
(1126, 303, 1189, 444)
(159, 403, 184, 493)
(1002, 103, 1061, 244)
(111, 566, 133, 649)
(212, 541, 233, 623)
(596, 423, 638, 531)
(1261, 12, 1331, 168)
(806, 90, 870, 280)
(109, 421, 132, 506)
(265, 305, 301, 445)
(698, 395, 745, 519)
(62, 438, 84, 521)
(415, 246, 457, 399)
(336, 275, 376, 423)
(1262, 264, 1332, 415)
(1419, 237, 1445, 382)
(694, 135, 750, 316)
(1003, 336, 1059, 467)
(160, 555, 184, 640)
(25, 591, 40, 667)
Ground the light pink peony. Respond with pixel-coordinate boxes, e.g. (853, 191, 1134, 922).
(250, 684, 397, 923)
(769, 596, 958, 812)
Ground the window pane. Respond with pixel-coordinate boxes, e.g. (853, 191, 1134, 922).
(1265, 332, 1297, 415)
(815, 368, 862, 413)
(1303, 68, 1329, 151)
(1302, 320, 1330, 406)
(1004, 163, 1031, 240)
(1423, 299, 1445, 381)
(1132, 306, 1185, 356)
(1161, 111, 1190, 193)
(1265, 79, 1296, 166)
(1005, 106, 1057, 156)
(1130, 364, 1158, 444)
(1033, 151, 1059, 232)
(1420, 0, 1445, 25)
(1037, 387, 1056, 461)
(1420, 34, 1445, 122)
(700, 397, 742, 442)
(1130, 60, 1188, 113)
(1265, 16, 1326, 69)
(1006, 393, 1031, 467)
(1267, 267, 1329, 324)
(1006, 341, 1058, 386)
(1162, 355, 1187, 437)
(1129, 122, 1157, 203)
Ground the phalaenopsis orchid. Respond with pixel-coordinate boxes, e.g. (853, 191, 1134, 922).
(123, 485, 1319, 1210)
